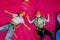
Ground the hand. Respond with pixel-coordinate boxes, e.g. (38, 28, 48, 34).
(28, 27, 31, 31)
(46, 14, 50, 22)
(4, 10, 12, 15)
(47, 14, 49, 16)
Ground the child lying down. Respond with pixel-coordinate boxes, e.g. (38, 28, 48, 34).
(0, 10, 31, 40)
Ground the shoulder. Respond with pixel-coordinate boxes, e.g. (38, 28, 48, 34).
(20, 17, 24, 21)
(33, 18, 37, 21)
(32, 18, 37, 22)
(12, 14, 18, 17)
(41, 17, 46, 21)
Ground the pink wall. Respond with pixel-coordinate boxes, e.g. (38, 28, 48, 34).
(0, 0, 60, 40)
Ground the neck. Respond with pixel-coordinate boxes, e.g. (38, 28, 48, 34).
(36, 17, 41, 18)
(20, 16, 22, 17)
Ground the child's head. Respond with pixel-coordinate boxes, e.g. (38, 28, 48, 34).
(18, 11, 26, 17)
(35, 10, 41, 17)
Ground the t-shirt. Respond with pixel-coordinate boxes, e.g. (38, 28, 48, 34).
(12, 14, 24, 24)
(32, 17, 46, 28)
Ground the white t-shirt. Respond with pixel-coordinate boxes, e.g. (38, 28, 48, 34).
(12, 14, 24, 24)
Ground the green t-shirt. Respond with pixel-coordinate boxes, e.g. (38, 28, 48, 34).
(37, 18, 44, 28)
(32, 17, 46, 28)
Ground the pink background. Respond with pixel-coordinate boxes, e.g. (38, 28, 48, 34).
(0, 0, 60, 40)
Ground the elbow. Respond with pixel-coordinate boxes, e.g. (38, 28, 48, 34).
(29, 21, 32, 23)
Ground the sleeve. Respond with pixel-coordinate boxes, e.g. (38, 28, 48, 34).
(19, 18, 24, 24)
(42, 17, 46, 25)
(31, 19, 35, 23)
(21, 18, 24, 23)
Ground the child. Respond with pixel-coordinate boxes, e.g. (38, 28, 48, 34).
(26, 11, 54, 40)
(0, 10, 31, 40)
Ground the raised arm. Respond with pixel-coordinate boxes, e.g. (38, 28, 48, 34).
(4, 10, 13, 15)
(26, 15, 33, 23)
(46, 14, 50, 22)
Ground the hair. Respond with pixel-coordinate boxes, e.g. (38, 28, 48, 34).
(35, 10, 41, 15)
(18, 11, 26, 16)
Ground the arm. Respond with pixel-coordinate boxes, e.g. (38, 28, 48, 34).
(14, 31, 18, 38)
(23, 23, 31, 30)
(4, 10, 13, 15)
(26, 15, 33, 23)
(46, 14, 50, 22)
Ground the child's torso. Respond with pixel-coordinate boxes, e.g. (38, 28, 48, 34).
(34, 17, 46, 28)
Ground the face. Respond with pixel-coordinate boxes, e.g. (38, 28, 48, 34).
(19, 11, 25, 17)
(36, 13, 41, 18)
(19, 13, 24, 17)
